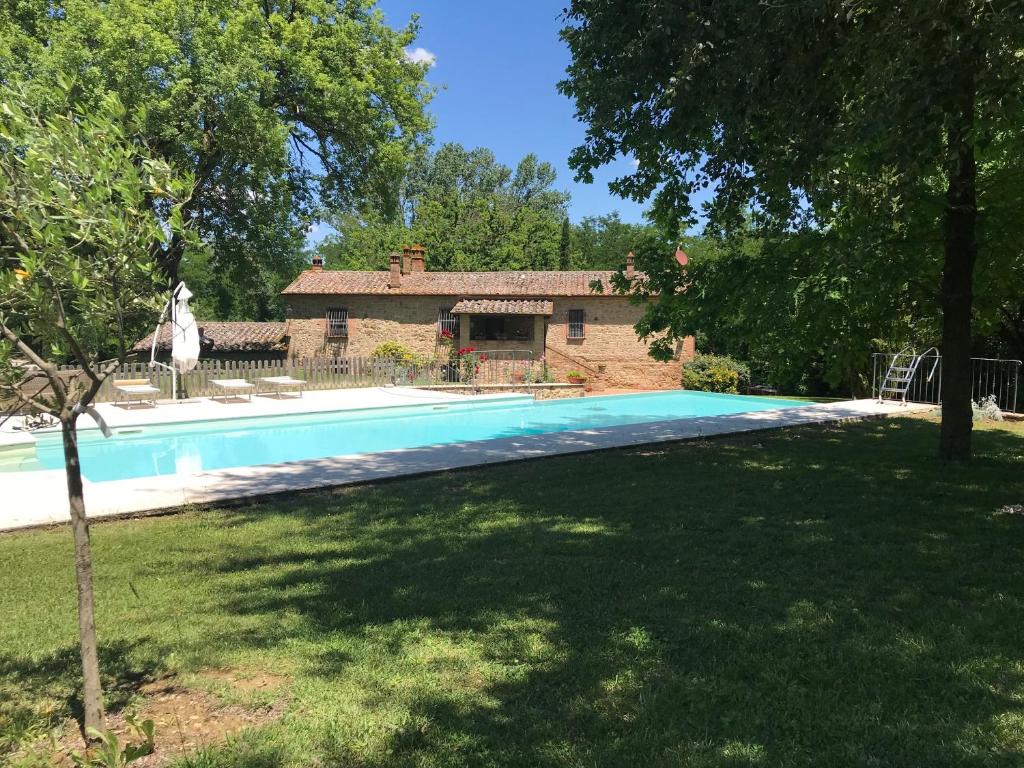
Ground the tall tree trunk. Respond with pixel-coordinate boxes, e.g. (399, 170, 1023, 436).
(938, 66, 977, 461)
(61, 415, 105, 734)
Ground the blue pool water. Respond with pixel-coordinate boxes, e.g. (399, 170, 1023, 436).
(26, 390, 805, 482)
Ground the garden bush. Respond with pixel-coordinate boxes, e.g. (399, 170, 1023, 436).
(370, 341, 416, 362)
(682, 354, 751, 394)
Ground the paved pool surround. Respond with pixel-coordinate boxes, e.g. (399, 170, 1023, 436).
(0, 388, 930, 531)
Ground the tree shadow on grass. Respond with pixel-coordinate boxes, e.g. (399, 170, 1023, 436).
(191, 418, 1024, 767)
(0, 637, 156, 743)
(9, 419, 1024, 766)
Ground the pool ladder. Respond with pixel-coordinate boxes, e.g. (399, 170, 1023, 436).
(877, 346, 939, 405)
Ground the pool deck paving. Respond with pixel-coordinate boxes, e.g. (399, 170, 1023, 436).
(0, 391, 932, 532)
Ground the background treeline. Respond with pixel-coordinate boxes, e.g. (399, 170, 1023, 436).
(4, 2, 1019, 401)
(315, 141, 658, 274)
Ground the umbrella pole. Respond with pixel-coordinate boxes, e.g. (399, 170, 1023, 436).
(150, 298, 172, 401)
(149, 291, 179, 402)
(171, 290, 178, 401)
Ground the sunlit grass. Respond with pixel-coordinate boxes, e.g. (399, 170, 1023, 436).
(2, 416, 1023, 767)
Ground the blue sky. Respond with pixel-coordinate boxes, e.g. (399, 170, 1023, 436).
(308, 1, 653, 246)
(380, 0, 647, 221)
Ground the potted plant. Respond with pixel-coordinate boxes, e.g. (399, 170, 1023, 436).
(566, 370, 587, 385)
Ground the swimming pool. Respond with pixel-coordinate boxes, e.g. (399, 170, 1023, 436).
(20, 390, 804, 483)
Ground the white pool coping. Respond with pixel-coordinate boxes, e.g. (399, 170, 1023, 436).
(0, 397, 932, 532)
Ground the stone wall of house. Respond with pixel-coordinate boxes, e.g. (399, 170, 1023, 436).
(284, 293, 693, 389)
(286, 295, 456, 359)
(544, 297, 692, 390)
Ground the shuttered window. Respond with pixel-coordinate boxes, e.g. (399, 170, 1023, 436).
(326, 307, 348, 338)
(567, 309, 586, 340)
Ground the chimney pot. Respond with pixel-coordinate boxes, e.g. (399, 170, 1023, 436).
(401, 246, 411, 274)
(410, 244, 426, 272)
(389, 253, 401, 288)
(625, 251, 635, 279)
(310, 254, 324, 271)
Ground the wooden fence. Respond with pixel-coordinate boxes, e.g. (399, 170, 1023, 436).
(55, 357, 398, 402)
(9, 354, 554, 410)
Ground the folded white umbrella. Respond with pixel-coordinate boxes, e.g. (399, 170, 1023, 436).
(171, 283, 200, 374)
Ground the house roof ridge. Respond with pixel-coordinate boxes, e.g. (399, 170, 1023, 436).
(281, 267, 632, 297)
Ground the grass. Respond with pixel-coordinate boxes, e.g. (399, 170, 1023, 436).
(2, 415, 1024, 767)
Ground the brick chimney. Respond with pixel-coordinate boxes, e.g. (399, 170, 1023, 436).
(310, 254, 324, 271)
(401, 245, 412, 274)
(625, 251, 635, 279)
(389, 252, 401, 288)
(410, 244, 426, 272)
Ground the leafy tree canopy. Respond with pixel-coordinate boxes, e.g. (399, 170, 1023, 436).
(1, 0, 433, 318)
(321, 142, 571, 271)
(573, 212, 660, 270)
(561, 0, 1024, 458)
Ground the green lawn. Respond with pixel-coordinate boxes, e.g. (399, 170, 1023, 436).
(2, 416, 1024, 767)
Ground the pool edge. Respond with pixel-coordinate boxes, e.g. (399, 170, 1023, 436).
(0, 400, 933, 532)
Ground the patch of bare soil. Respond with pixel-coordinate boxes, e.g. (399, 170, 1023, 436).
(196, 668, 289, 693)
(32, 671, 286, 767)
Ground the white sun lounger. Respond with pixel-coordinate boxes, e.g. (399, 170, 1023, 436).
(113, 378, 161, 406)
(210, 378, 254, 402)
(259, 376, 306, 398)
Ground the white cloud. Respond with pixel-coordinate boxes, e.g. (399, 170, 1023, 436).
(405, 47, 437, 67)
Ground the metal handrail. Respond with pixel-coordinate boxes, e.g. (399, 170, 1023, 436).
(466, 349, 534, 361)
(919, 347, 940, 382)
(871, 352, 1020, 412)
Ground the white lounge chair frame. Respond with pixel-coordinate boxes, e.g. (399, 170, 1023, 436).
(210, 378, 254, 402)
(113, 378, 161, 407)
(259, 376, 306, 398)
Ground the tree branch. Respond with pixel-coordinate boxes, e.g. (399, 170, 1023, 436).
(0, 320, 60, 380)
(51, 291, 102, 387)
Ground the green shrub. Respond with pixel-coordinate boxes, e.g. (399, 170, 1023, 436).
(370, 341, 415, 362)
(682, 354, 750, 394)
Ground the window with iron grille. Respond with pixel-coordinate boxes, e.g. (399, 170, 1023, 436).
(567, 309, 586, 340)
(437, 307, 459, 338)
(326, 307, 348, 338)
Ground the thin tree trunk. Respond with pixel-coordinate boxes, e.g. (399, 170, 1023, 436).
(938, 64, 977, 461)
(61, 415, 105, 734)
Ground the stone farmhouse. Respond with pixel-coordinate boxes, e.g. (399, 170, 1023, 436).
(280, 246, 692, 389)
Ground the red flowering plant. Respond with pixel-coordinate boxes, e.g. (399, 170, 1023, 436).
(456, 346, 480, 382)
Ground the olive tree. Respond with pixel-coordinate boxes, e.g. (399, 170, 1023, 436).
(0, 82, 196, 735)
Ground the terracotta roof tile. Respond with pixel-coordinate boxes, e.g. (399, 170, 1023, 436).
(281, 270, 625, 297)
(133, 322, 289, 353)
(450, 299, 554, 315)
